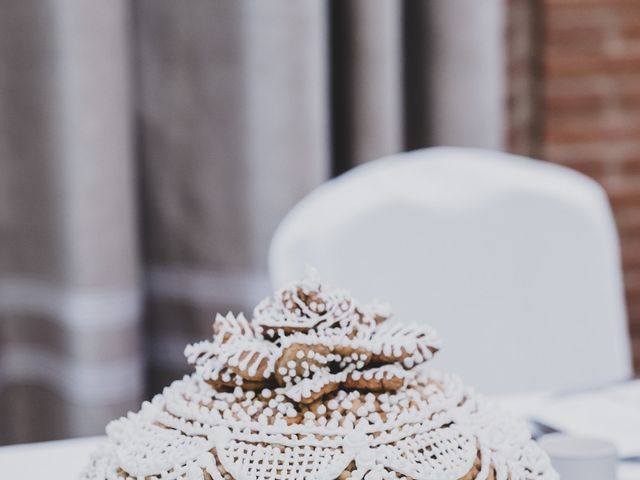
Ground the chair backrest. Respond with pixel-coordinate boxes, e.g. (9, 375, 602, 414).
(269, 147, 632, 393)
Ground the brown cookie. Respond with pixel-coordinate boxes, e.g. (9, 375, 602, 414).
(343, 366, 406, 392)
(333, 343, 372, 369)
(227, 345, 276, 383)
(274, 343, 331, 386)
(370, 324, 440, 367)
(206, 369, 267, 391)
(283, 373, 340, 404)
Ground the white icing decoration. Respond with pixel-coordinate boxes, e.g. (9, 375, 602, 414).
(343, 429, 375, 470)
(218, 441, 352, 480)
(79, 274, 558, 480)
(376, 425, 476, 479)
(107, 412, 210, 477)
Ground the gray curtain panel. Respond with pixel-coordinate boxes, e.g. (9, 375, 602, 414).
(0, 0, 141, 444)
(134, 0, 329, 392)
(0, 0, 504, 444)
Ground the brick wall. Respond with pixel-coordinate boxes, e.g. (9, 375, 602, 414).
(506, 0, 544, 158)
(507, 0, 640, 370)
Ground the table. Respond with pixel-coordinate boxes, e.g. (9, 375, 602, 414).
(0, 436, 104, 478)
(497, 394, 640, 480)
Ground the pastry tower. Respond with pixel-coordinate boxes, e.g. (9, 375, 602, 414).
(81, 275, 558, 480)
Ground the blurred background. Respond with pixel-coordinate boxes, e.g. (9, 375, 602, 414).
(1, 0, 639, 445)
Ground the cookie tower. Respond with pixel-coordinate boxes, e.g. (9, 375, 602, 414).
(81, 275, 558, 480)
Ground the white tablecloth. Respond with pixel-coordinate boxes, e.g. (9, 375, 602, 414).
(497, 394, 640, 480)
(0, 436, 104, 478)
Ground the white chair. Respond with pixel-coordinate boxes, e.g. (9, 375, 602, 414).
(269, 147, 632, 394)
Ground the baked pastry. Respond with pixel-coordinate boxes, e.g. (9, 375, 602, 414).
(80, 275, 558, 480)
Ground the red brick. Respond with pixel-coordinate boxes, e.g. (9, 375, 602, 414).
(621, 229, 640, 251)
(620, 83, 640, 107)
(545, 123, 640, 144)
(624, 250, 640, 269)
(633, 338, 640, 365)
(547, 25, 605, 43)
(552, 156, 609, 178)
(629, 314, 640, 338)
(624, 269, 640, 297)
(626, 294, 640, 324)
(545, 91, 608, 115)
(620, 155, 640, 175)
(547, 5, 618, 31)
(545, 141, 640, 165)
(546, 25, 606, 54)
(618, 229, 640, 252)
(547, 0, 640, 7)
(546, 53, 640, 77)
(505, 0, 541, 156)
(614, 204, 640, 235)
(545, 75, 610, 96)
(621, 17, 640, 40)
(607, 181, 640, 208)
(626, 297, 640, 318)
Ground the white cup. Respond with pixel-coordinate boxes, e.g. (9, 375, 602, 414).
(538, 433, 617, 480)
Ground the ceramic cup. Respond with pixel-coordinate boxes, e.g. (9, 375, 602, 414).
(538, 433, 617, 480)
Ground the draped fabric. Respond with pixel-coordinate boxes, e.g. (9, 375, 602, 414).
(0, 0, 504, 444)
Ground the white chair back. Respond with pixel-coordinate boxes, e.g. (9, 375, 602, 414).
(269, 147, 632, 393)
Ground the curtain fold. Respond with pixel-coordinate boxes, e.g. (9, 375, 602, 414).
(417, 0, 505, 149)
(134, 0, 328, 392)
(0, 0, 506, 444)
(330, 0, 404, 171)
(0, 0, 141, 443)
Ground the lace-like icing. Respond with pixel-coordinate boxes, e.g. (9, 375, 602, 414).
(80, 275, 558, 480)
